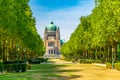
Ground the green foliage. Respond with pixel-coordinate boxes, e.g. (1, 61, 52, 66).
(115, 62, 120, 71)
(3, 61, 27, 72)
(61, 0, 120, 63)
(0, 0, 45, 61)
(106, 62, 112, 69)
(79, 59, 102, 64)
(0, 63, 4, 73)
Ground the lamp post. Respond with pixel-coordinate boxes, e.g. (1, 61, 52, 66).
(23, 48, 26, 64)
(112, 48, 114, 69)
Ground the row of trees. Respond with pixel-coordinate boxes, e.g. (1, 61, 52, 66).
(0, 0, 45, 62)
(61, 0, 120, 62)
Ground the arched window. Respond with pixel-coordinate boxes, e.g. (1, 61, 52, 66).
(54, 49, 55, 54)
(49, 49, 50, 54)
(51, 49, 53, 54)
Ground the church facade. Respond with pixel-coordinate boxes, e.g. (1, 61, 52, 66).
(44, 22, 61, 57)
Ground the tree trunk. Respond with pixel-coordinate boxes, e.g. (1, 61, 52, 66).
(112, 42, 117, 61)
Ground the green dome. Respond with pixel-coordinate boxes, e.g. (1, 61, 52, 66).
(47, 22, 57, 31)
(60, 40, 64, 45)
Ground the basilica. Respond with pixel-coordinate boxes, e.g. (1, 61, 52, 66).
(44, 21, 62, 57)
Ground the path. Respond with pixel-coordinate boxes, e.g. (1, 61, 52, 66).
(45, 58, 120, 80)
(46, 58, 73, 64)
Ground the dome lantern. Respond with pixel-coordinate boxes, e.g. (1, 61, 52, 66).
(47, 21, 57, 32)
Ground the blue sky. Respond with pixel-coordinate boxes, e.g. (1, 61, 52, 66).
(29, 0, 95, 41)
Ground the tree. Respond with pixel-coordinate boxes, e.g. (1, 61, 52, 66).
(61, 0, 120, 63)
(0, 0, 45, 61)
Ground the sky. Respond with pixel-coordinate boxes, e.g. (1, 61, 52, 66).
(29, 0, 95, 41)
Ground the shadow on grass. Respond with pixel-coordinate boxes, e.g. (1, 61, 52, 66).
(0, 63, 83, 80)
(29, 64, 83, 80)
(31, 64, 68, 70)
(42, 74, 83, 80)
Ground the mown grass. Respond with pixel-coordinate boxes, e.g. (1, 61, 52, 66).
(0, 64, 76, 80)
(0, 59, 120, 80)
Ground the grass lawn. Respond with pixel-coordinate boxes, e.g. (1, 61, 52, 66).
(0, 59, 120, 80)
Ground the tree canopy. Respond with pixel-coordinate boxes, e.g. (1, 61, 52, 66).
(0, 0, 45, 61)
(61, 0, 120, 61)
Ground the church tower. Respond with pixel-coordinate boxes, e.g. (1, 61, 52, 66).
(44, 21, 61, 57)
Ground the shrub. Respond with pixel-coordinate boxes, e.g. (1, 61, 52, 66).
(4, 64, 13, 72)
(115, 63, 120, 71)
(38, 58, 48, 63)
(79, 59, 92, 64)
(106, 62, 112, 69)
(28, 58, 48, 64)
(71, 58, 77, 63)
(79, 59, 83, 63)
(0, 63, 4, 73)
(13, 63, 27, 72)
(3, 61, 27, 72)
(12, 64, 19, 72)
(94, 60, 103, 63)
(21, 64, 26, 72)
(79, 59, 102, 64)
